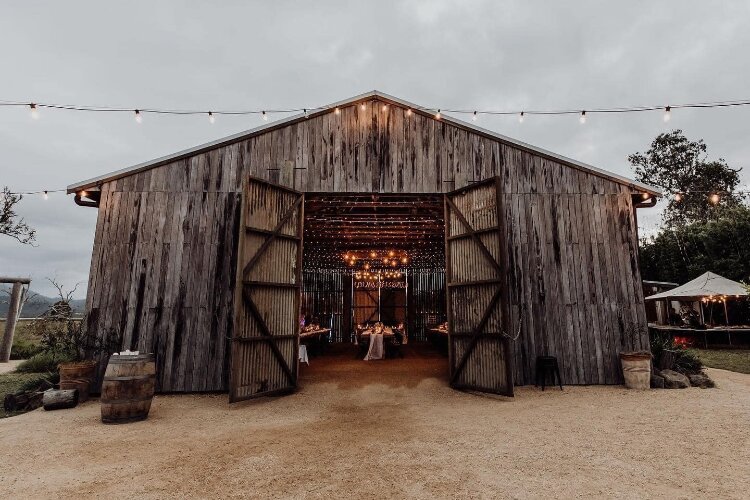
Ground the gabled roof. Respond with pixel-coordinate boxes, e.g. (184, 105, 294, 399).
(645, 271, 748, 300)
(67, 90, 662, 195)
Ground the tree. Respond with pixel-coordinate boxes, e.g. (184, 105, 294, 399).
(1, 187, 36, 244)
(629, 130, 745, 226)
(639, 205, 750, 284)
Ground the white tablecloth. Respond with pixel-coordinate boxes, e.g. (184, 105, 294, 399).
(364, 333, 384, 361)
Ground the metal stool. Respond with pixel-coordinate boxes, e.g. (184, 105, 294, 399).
(535, 355, 563, 391)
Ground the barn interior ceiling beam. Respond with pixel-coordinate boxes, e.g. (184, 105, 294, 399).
(303, 193, 446, 270)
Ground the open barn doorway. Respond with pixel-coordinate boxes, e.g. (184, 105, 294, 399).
(298, 193, 450, 386)
(229, 176, 514, 401)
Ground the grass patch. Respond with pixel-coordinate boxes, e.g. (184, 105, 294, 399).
(15, 352, 70, 373)
(0, 319, 44, 359)
(689, 349, 750, 374)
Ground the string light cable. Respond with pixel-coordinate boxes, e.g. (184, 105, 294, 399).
(5, 95, 750, 198)
(1, 97, 750, 123)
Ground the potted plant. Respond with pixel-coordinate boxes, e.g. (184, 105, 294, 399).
(619, 322, 651, 390)
(37, 305, 97, 402)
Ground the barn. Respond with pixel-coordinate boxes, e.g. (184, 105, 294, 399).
(67, 90, 659, 401)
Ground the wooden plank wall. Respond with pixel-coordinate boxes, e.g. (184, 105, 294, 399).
(84, 97, 648, 390)
(84, 154, 242, 392)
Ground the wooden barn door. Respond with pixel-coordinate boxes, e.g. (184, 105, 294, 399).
(445, 177, 514, 396)
(230, 177, 303, 402)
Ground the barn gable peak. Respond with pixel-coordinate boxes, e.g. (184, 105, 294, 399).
(67, 90, 660, 196)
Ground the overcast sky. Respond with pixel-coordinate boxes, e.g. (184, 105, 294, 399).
(2, 1, 749, 298)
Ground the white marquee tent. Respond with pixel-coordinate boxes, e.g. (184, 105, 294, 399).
(645, 271, 748, 301)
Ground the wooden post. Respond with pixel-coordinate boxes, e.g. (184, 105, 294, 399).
(1, 280, 28, 363)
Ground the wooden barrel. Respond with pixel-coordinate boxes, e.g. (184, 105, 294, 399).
(101, 354, 156, 424)
(59, 360, 97, 402)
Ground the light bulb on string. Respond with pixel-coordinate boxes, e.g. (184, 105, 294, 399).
(334, 107, 340, 115)
(710, 193, 720, 204)
(435, 109, 441, 120)
(208, 111, 215, 124)
(43, 191, 48, 200)
(519, 111, 524, 123)
(674, 193, 682, 202)
(406, 108, 412, 117)
(303, 109, 308, 118)
(579, 111, 586, 124)
(29, 103, 39, 120)
(472, 111, 477, 121)
(262, 111, 268, 121)
(134, 110, 142, 123)
(382, 104, 388, 112)
(360, 102, 366, 111)
(663, 106, 671, 122)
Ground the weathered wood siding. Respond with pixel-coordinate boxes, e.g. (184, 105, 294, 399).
(84, 98, 648, 390)
(85, 168, 241, 392)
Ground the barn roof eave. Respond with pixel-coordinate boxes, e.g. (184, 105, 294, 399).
(66, 90, 662, 196)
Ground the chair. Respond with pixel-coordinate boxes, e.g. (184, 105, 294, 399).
(535, 356, 563, 391)
(385, 331, 404, 359)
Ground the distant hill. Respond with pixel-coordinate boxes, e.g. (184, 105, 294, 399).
(0, 285, 85, 319)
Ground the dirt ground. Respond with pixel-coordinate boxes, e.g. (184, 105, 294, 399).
(0, 359, 23, 374)
(1, 345, 749, 499)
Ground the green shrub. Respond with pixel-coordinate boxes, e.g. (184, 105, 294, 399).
(15, 352, 71, 373)
(650, 333, 703, 375)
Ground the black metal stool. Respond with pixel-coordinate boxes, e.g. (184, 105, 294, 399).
(535, 356, 563, 391)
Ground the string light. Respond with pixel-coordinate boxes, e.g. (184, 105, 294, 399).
(208, 111, 215, 124)
(674, 193, 682, 202)
(435, 109, 441, 120)
(303, 108, 308, 118)
(519, 111, 524, 123)
(472, 111, 477, 121)
(262, 111, 268, 121)
(406, 108, 412, 117)
(710, 193, 720, 204)
(43, 191, 48, 200)
(134, 110, 142, 123)
(29, 103, 39, 119)
(2, 97, 749, 125)
(335, 107, 340, 115)
(382, 104, 388, 112)
(360, 102, 366, 111)
(579, 111, 586, 124)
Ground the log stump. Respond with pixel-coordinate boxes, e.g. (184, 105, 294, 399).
(43, 389, 79, 410)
